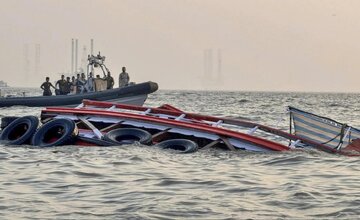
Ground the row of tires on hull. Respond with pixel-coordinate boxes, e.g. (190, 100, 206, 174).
(0, 116, 198, 153)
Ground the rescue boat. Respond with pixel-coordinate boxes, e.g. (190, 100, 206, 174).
(0, 81, 158, 107)
(0, 53, 158, 107)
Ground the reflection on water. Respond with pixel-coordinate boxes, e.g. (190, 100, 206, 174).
(0, 90, 359, 219)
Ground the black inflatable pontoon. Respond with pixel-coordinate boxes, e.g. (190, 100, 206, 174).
(0, 81, 158, 107)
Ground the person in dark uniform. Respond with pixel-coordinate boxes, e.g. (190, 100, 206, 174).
(70, 76, 76, 94)
(55, 75, 67, 95)
(63, 77, 72, 95)
(40, 77, 56, 96)
(118, 67, 129, 87)
(75, 73, 84, 93)
(105, 71, 114, 89)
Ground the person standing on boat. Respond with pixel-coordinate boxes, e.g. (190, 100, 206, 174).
(70, 76, 76, 94)
(40, 77, 56, 96)
(63, 77, 72, 95)
(119, 67, 129, 88)
(85, 72, 95, 92)
(76, 73, 85, 93)
(106, 71, 114, 89)
(55, 75, 67, 95)
(80, 72, 87, 93)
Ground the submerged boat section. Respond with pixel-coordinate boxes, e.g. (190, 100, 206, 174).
(37, 100, 360, 155)
(1, 99, 359, 156)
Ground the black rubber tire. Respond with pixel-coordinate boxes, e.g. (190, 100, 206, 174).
(31, 118, 78, 147)
(0, 116, 39, 145)
(156, 139, 199, 153)
(1, 116, 20, 130)
(104, 128, 152, 145)
(76, 136, 114, 146)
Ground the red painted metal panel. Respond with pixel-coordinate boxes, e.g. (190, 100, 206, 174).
(42, 107, 290, 151)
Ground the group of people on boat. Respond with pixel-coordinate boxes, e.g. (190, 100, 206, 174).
(40, 67, 130, 96)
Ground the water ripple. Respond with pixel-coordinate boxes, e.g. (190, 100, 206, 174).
(0, 90, 360, 219)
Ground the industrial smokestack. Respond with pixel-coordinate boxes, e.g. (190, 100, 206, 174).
(35, 44, 40, 75)
(90, 39, 94, 55)
(207, 49, 213, 79)
(75, 39, 78, 74)
(217, 49, 222, 80)
(23, 44, 30, 80)
(203, 49, 207, 78)
(71, 39, 74, 74)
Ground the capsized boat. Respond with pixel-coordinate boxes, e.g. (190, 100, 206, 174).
(36, 100, 360, 155)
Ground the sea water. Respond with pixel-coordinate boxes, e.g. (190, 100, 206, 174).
(0, 89, 359, 219)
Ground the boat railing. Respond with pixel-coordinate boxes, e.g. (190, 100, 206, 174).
(75, 99, 339, 153)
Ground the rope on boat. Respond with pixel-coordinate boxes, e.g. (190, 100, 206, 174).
(288, 106, 349, 150)
(336, 126, 352, 151)
(320, 123, 347, 148)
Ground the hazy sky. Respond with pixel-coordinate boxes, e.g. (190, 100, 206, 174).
(1, 0, 360, 92)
